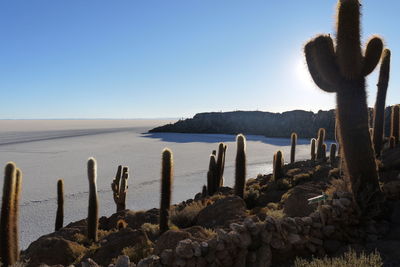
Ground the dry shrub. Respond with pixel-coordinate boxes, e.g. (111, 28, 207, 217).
(325, 177, 351, 197)
(121, 240, 154, 264)
(171, 201, 207, 228)
(294, 250, 382, 267)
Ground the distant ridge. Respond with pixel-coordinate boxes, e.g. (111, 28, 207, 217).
(149, 110, 337, 139)
(149, 108, 394, 140)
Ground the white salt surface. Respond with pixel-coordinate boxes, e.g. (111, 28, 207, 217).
(0, 119, 325, 249)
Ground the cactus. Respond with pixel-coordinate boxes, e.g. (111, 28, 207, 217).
(206, 154, 217, 196)
(201, 185, 207, 198)
(330, 143, 337, 164)
(12, 168, 22, 261)
(55, 179, 64, 231)
(316, 128, 326, 160)
(160, 148, 173, 234)
(311, 138, 316, 161)
(215, 143, 227, 190)
(373, 49, 391, 156)
(391, 105, 399, 145)
(304, 0, 383, 215)
(111, 165, 129, 212)
(234, 134, 246, 198)
(87, 157, 98, 242)
(0, 163, 17, 266)
(290, 132, 297, 163)
(273, 150, 284, 180)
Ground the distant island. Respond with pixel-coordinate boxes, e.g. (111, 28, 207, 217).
(149, 109, 393, 140)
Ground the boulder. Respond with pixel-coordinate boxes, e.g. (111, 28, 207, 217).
(196, 196, 247, 228)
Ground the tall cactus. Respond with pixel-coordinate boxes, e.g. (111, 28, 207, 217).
(55, 179, 64, 231)
(304, 0, 383, 215)
(290, 132, 297, 164)
(391, 105, 399, 145)
(160, 148, 173, 234)
(234, 134, 246, 198)
(310, 138, 316, 161)
(13, 168, 22, 262)
(273, 151, 284, 180)
(215, 143, 227, 190)
(87, 158, 98, 242)
(330, 143, 337, 164)
(316, 128, 326, 160)
(207, 154, 217, 196)
(0, 163, 17, 266)
(111, 165, 129, 212)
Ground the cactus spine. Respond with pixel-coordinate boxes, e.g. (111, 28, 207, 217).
(330, 143, 337, 164)
(273, 150, 284, 180)
(0, 163, 17, 266)
(304, 0, 383, 215)
(111, 165, 129, 212)
(391, 105, 399, 146)
(160, 148, 173, 234)
(316, 128, 326, 160)
(55, 179, 64, 231)
(87, 157, 98, 242)
(234, 134, 246, 198)
(311, 138, 316, 161)
(372, 50, 390, 157)
(290, 132, 297, 164)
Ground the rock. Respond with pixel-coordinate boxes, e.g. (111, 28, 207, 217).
(81, 258, 100, 267)
(115, 255, 131, 267)
(136, 255, 160, 267)
(160, 249, 174, 265)
(339, 197, 352, 207)
(255, 245, 271, 267)
(23, 236, 86, 267)
(154, 229, 191, 254)
(197, 196, 246, 228)
(323, 240, 341, 254)
(287, 233, 301, 245)
(302, 217, 313, 225)
(270, 238, 285, 250)
(322, 225, 335, 237)
(238, 232, 252, 248)
(281, 183, 324, 217)
(92, 229, 151, 266)
(309, 237, 323, 246)
(176, 239, 194, 259)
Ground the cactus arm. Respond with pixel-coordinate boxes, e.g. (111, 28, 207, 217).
(304, 36, 342, 92)
(373, 49, 391, 156)
(362, 37, 384, 76)
(336, 0, 362, 79)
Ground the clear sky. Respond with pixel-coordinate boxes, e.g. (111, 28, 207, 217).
(0, 0, 399, 119)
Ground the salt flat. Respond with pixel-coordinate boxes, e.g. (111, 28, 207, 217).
(0, 119, 321, 249)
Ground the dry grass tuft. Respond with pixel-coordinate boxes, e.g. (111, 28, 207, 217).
(171, 201, 207, 228)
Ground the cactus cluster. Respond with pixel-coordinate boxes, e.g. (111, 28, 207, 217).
(160, 148, 173, 234)
(234, 134, 246, 198)
(206, 143, 227, 196)
(304, 0, 383, 215)
(111, 165, 130, 212)
(0, 162, 22, 266)
(290, 132, 297, 164)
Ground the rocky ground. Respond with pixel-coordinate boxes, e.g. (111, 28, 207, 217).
(19, 145, 400, 267)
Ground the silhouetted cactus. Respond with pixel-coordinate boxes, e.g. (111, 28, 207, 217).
(111, 165, 129, 212)
(201, 185, 207, 198)
(207, 154, 217, 196)
(311, 138, 316, 161)
(330, 143, 337, 164)
(316, 128, 326, 160)
(0, 163, 17, 266)
(13, 168, 22, 262)
(273, 151, 284, 180)
(215, 143, 227, 190)
(55, 179, 64, 231)
(391, 105, 399, 145)
(234, 134, 246, 198)
(290, 132, 297, 164)
(304, 0, 383, 215)
(87, 157, 98, 242)
(373, 49, 391, 157)
(160, 148, 173, 234)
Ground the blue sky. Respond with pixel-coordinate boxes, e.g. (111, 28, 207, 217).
(0, 0, 399, 119)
